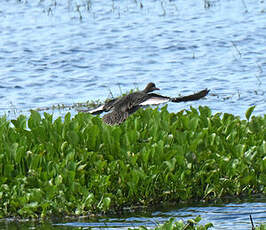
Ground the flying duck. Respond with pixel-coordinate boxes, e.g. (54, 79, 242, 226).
(87, 82, 209, 125)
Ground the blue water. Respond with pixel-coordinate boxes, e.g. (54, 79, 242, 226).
(0, 199, 265, 229)
(0, 0, 265, 229)
(0, 0, 265, 119)
(55, 201, 266, 230)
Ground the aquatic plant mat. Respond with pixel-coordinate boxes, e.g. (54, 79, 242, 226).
(127, 215, 266, 230)
(0, 106, 265, 218)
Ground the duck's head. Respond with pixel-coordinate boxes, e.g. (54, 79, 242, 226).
(143, 82, 160, 93)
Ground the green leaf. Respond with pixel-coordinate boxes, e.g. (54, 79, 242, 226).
(60, 141, 68, 152)
(11, 115, 27, 129)
(189, 117, 199, 131)
(210, 133, 216, 146)
(30, 110, 41, 123)
(102, 197, 111, 211)
(245, 105, 255, 121)
(10, 143, 18, 160)
(164, 158, 176, 172)
(67, 130, 79, 145)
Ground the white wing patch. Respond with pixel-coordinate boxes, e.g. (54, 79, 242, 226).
(88, 105, 105, 114)
(140, 97, 169, 106)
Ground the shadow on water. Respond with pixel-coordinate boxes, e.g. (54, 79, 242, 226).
(1, 197, 265, 230)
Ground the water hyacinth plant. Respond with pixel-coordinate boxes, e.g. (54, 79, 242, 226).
(129, 216, 266, 230)
(0, 106, 265, 218)
(129, 216, 213, 230)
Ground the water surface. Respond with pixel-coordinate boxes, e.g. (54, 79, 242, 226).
(1, 198, 265, 229)
(0, 0, 265, 118)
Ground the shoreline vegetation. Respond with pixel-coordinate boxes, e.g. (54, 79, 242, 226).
(2, 217, 266, 230)
(0, 105, 265, 222)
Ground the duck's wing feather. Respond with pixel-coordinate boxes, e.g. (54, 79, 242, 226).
(139, 93, 170, 106)
(139, 88, 209, 106)
(87, 104, 105, 114)
(87, 98, 119, 115)
(111, 92, 147, 112)
(87, 88, 209, 114)
(171, 89, 210, 102)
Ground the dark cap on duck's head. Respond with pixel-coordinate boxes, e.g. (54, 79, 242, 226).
(143, 82, 160, 93)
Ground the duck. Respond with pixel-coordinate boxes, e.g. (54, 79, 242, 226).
(87, 82, 209, 125)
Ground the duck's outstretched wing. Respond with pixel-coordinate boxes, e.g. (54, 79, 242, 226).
(84, 88, 209, 115)
(85, 104, 105, 115)
(139, 94, 170, 106)
(138, 89, 209, 106)
(171, 88, 210, 102)
(85, 98, 118, 115)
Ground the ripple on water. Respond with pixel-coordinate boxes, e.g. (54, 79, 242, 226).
(0, 0, 265, 118)
(49, 200, 266, 230)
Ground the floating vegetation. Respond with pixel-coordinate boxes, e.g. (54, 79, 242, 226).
(35, 100, 102, 112)
(11, 0, 266, 21)
(130, 216, 266, 230)
(0, 106, 265, 218)
(9, 0, 197, 19)
(131, 216, 266, 230)
(129, 216, 213, 230)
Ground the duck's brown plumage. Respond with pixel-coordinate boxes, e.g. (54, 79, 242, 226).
(102, 82, 160, 125)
